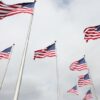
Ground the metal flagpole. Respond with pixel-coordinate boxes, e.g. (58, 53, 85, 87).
(13, 1, 36, 99)
(0, 44, 15, 90)
(84, 56, 98, 100)
(13, 15, 33, 100)
(55, 41, 60, 100)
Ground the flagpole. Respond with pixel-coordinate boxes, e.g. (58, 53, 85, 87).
(13, 4, 35, 99)
(88, 70, 98, 100)
(55, 41, 60, 100)
(0, 44, 15, 90)
(85, 56, 98, 100)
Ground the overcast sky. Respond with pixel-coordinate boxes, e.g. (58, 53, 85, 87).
(0, 0, 100, 100)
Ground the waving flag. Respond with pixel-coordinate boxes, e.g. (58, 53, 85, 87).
(78, 73, 92, 87)
(0, 45, 13, 59)
(69, 57, 88, 71)
(83, 89, 93, 100)
(84, 25, 100, 42)
(34, 43, 56, 60)
(67, 85, 79, 95)
(0, 0, 36, 19)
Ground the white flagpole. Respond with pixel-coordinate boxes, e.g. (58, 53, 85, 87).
(13, 14, 33, 100)
(13, 1, 36, 99)
(55, 41, 60, 100)
(0, 44, 15, 90)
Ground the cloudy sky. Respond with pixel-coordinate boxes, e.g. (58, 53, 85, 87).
(0, 0, 100, 100)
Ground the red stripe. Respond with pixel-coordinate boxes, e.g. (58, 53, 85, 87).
(0, 2, 33, 19)
(84, 93, 93, 100)
(34, 49, 56, 59)
(0, 52, 10, 59)
(70, 61, 88, 71)
(84, 26, 100, 42)
(78, 75, 92, 87)
(67, 89, 78, 95)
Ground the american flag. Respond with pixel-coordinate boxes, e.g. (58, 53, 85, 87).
(69, 57, 88, 71)
(0, 45, 12, 59)
(0, 0, 36, 19)
(34, 43, 56, 60)
(78, 73, 92, 87)
(84, 25, 100, 42)
(83, 89, 93, 100)
(67, 85, 79, 95)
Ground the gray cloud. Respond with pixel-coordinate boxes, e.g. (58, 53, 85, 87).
(19, 83, 42, 100)
(51, 0, 72, 8)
